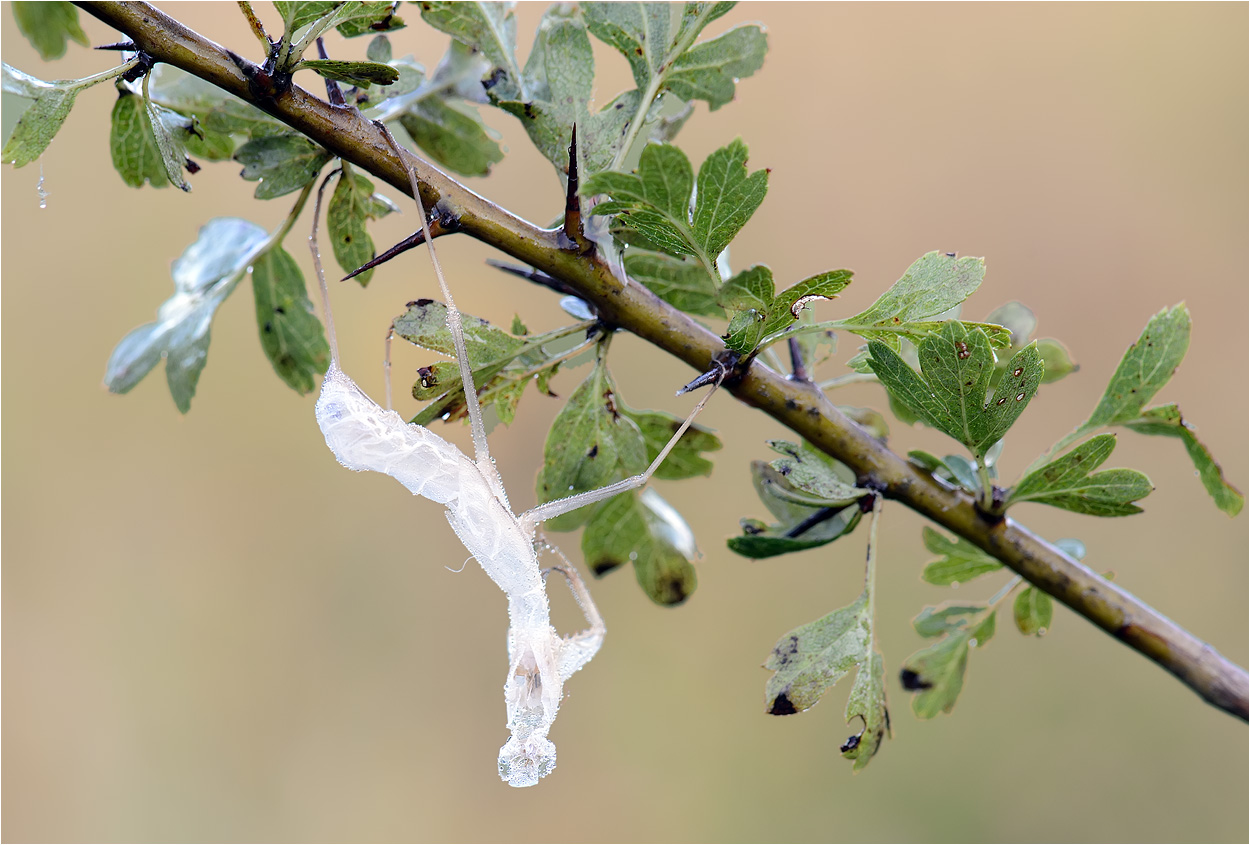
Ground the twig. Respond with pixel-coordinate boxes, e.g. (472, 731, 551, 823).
(74, 0, 1250, 722)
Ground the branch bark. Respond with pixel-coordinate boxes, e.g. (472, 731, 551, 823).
(76, 1, 1248, 722)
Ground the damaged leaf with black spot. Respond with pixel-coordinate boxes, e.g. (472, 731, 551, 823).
(762, 591, 889, 769)
(901, 603, 996, 719)
(581, 488, 698, 606)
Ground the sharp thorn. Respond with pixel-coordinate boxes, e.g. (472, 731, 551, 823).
(341, 230, 427, 281)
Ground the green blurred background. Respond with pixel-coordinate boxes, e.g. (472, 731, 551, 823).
(3, 3, 1246, 841)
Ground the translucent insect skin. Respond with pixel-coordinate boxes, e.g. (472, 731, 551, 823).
(316, 361, 604, 787)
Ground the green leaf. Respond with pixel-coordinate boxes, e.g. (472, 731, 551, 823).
(623, 251, 723, 317)
(920, 527, 1002, 586)
(332, 2, 404, 37)
(298, 59, 400, 87)
(1122, 404, 1244, 516)
(393, 298, 524, 370)
(585, 139, 768, 279)
(251, 245, 330, 393)
(366, 35, 392, 64)
(868, 321, 1042, 458)
(754, 269, 854, 349)
(838, 252, 997, 345)
(327, 167, 395, 285)
(581, 488, 698, 605)
(585, 4, 766, 112)
(717, 263, 773, 312)
(202, 98, 287, 139)
(622, 407, 721, 481)
(2, 63, 80, 166)
(1035, 338, 1078, 384)
(726, 461, 862, 559)
(535, 356, 648, 531)
(143, 99, 196, 191)
(275, 1, 344, 32)
(13, 1, 89, 61)
(399, 97, 503, 177)
(901, 606, 995, 718)
(234, 134, 331, 199)
(418, 1, 523, 101)
(764, 592, 869, 714)
(664, 24, 768, 110)
(104, 218, 270, 412)
(109, 91, 169, 189)
(841, 649, 889, 771)
(1084, 304, 1191, 430)
(767, 439, 870, 504)
(1013, 587, 1053, 637)
(1008, 434, 1153, 516)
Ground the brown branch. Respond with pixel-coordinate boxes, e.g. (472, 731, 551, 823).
(75, 1, 1249, 722)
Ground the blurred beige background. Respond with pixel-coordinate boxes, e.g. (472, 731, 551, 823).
(3, 2, 1246, 841)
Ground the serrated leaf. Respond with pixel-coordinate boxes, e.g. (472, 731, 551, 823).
(624, 251, 723, 316)
(298, 59, 399, 87)
(868, 321, 1042, 458)
(840, 252, 988, 340)
(920, 527, 1002, 586)
(717, 263, 773, 312)
(418, 1, 523, 102)
(664, 24, 767, 110)
(1013, 587, 1053, 637)
(399, 97, 503, 177)
(393, 298, 524, 368)
(842, 649, 889, 771)
(234, 134, 331, 199)
(901, 608, 995, 719)
(1084, 304, 1190, 430)
(582, 488, 698, 605)
(586, 139, 767, 279)
(756, 269, 854, 347)
(764, 592, 869, 714)
(1008, 433, 1153, 516)
(251, 245, 330, 393)
(109, 92, 169, 188)
(1121, 404, 1243, 516)
(535, 357, 648, 531)
(622, 406, 721, 480)
(13, 1, 89, 61)
(767, 439, 869, 504)
(2, 63, 80, 166)
(327, 167, 394, 285)
(105, 218, 270, 412)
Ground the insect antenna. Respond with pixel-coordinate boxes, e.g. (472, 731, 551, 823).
(309, 169, 342, 367)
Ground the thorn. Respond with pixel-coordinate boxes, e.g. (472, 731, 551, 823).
(561, 124, 593, 254)
(677, 358, 730, 396)
(787, 337, 809, 382)
(316, 37, 346, 107)
(485, 259, 586, 300)
(95, 40, 138, 51)
(342, 229, 429, 281)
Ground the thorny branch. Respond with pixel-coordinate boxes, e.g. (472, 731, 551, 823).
(75, 1, 1248, 722)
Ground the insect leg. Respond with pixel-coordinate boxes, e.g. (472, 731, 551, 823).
(541, 542, 605, 681)
(520, 376, 722, 531)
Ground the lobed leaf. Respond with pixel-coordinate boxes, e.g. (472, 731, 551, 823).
(868, 321, 1042, 458)
(840, 252, 992, 343)
(234, 134, 332, 199)
(1121, 404, 1244, 516)
(920, 527, 1003, 586)
(726, 461, 863, 559)
(582, 488, 698, 605)
(251, 245, 330, 393)
(901, 607, 996, 719)
(1008, 434, 1153, 516)
(1084, 304, 1190, 430)
(298, 59, 400, 87)
(763, 592, 869, 715)
(327, 167, 396, 285)
(13, 1, 89, 61)
(664, 24, 767, 110)
(841, 649, 890, 771)
(418, 1, 523, 102)
(105, 218, 270, 412)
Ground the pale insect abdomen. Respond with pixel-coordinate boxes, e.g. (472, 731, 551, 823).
(315, 363, 469, 504)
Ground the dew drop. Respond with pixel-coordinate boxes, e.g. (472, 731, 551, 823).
(968, 638, 978, 648)
(37, 164, 48, 209)
(1038, 627, 1048, 635)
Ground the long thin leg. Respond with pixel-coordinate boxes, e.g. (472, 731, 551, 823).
(541, 542, 605, 682)
(376, 122, 507, 502)
(520, 375, 721, 532)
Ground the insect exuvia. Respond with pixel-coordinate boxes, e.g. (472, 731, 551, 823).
(310, 123, 717, 786)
